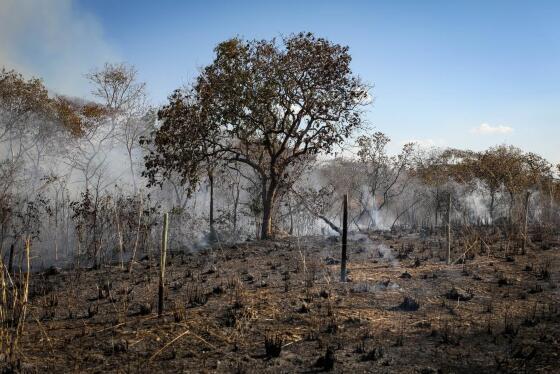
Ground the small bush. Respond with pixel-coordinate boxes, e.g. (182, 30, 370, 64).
(173, 304, 186, 322)
(361, 346, 384, 361)
(315, 346, 336, 371)
(186, 284, 208, 307)
(87, 304, 98, 318)
(264, 333, 283, 358)
(394, 296, 420, 311)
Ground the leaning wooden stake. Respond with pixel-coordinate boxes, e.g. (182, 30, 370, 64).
(158, 213, 169, 317)
(340, 194, 348, 282)
(446, 192, 452, 265)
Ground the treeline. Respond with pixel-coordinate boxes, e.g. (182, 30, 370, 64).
(308, 140, 559, 235)
(0, 33, 559, 270)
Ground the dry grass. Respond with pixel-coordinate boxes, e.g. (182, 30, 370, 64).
(1, 239, 31, 367)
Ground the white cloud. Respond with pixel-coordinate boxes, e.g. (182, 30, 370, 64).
(0, 0, 117, 97)
(470, 123, 513, 135)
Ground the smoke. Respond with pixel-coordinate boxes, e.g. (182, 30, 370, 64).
(371, 209, 393, 230)
(376, 243, 400, 268)
(458, 184, 490, 222)
(0, 0, 117, 97)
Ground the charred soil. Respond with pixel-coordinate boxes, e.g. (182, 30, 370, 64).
(6, 228, 560, 373)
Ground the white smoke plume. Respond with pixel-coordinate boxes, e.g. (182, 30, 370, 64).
(0, 0, 117, 97)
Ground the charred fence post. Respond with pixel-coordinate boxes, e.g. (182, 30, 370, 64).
(158, 212, 169, 317)
(447, 192, 452, 265)
(340, 194, 348, 282)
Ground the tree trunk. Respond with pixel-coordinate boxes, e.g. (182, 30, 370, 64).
(208, 171, 214, 228)
(291, 187, 341, 234)
(261, 200, 274, 239)
(391, 197, 423, 230)
(340, 194, 348, 282)
(522, 191, 530, 253)
(233, 178, 240, 233)
(158, 213, 169, 317)
(508, 191, 515, 226)
(288, 193, 294, 236)
(489, 192, 495, 223)
(127, 193, 144, 273)
(7, 243, 14, 275)
(208, 171, 217, 241)
(260, 178, 278, 240)
(128, 150, 137, 193)
(435, 188, 439, 228)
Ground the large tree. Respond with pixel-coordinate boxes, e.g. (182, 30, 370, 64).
(145, 33, 369, 239)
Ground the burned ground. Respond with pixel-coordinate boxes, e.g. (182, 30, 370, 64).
(6, 228, 560, 373)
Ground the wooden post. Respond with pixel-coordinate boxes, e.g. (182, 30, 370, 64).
(158, 213, 169, 317)
(340, 194, 348, 282)
(446, 192, 452, 265)
(522, 191, 530, 253)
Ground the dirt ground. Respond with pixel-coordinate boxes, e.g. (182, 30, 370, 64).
(6, 228, 560, 373)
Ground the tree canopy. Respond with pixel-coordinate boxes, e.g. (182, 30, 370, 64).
(144, 32, 370, 238)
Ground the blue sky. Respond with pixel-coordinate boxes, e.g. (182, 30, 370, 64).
(1, 0, 559, 162)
